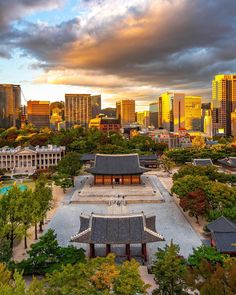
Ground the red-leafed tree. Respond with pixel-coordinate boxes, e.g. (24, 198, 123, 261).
(179, 189, 208, 223)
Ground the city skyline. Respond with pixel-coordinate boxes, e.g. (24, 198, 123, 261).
(1, 0, 236, 109)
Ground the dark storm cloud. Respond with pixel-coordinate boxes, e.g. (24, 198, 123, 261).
(2, 0, 236, 96)
(0, 0, 63, 29)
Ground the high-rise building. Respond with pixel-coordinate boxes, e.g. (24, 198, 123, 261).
(212, 74, 236, 136)
(0, 84, 21, 128)
(204, 109, 213, 138)
(149, 102, 159, 129)
(231, 110, 236, 139)
(159, 92, 185, 132)
(65, 94, 92, 128)
(160, 92, 201, 132)
(182, 96, 202, 131)
(91, 95, 101, 118)
(136, 111, 149, 128)
(27, 101, 50, 129)
(116, 100, 135, 126)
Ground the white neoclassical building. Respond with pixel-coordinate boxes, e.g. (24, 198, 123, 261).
(0, 145, 66, 175)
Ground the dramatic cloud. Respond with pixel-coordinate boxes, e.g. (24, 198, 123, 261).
(0, 0, 64, 29)
(1, 0, 236, 103)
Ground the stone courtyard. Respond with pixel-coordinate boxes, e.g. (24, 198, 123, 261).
(70, 175, 164, 203)
(47, 174, 202, 263)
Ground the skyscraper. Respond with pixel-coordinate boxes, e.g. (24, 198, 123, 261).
(149, 102, 159, 129)
(184, 96, 202, 131)
(0, 84, 21, 128)
(91, 95, 101, 118)
(27, 101, 50, 129)
(65, 94, 92, 128)
(212, 74, 236, 136)
(116, 100, 135, 127)
(231, 110, 236, 139)
(160, 92, 201, 132)
(136, 111, 149, 128)
(159, 92, 185, 131)
(173, 95, 202, 132)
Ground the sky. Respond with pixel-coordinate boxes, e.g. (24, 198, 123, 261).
(0, 0, 236, 110)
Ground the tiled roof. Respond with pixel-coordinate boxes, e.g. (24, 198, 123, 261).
(193, 159, 213, 166)
(87, 154, 149, 175)
(207, 216, 236, 253)
(71, 213, 164, 244)
(218, 157, 236, 167)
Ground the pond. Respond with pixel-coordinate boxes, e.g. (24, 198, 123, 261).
(0, 185, 28, 195)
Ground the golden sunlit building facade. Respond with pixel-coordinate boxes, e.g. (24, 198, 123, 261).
(27, 100, 50, 129)
(212, 74, 236, 136)
(0, 84, 21, 128)
(160, 92, 201, 132)
(231, 110, 236, 139)
(65, 94, 92, 128)
(116, 100, 135, 127)
(184, 96, 202, 131)
(159, 92, 185, 131)
(136, 111, 149, 128)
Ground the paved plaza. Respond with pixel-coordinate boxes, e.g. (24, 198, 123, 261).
(47, 174, 202, 262)
(70, 175, 163, 204)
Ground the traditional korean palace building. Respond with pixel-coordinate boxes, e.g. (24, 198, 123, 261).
(87, 154, 149, 185)
(207, 216, 236, 256)
(71, 213, 164, 261)
(0, 145, 66, 175)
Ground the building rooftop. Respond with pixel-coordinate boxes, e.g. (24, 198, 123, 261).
(218, 157, 236, 168)
(87, 154, 149, 175)
(192, 159, 213, 166)
(207, 216, 236, 253)
(71, 213, 164, 244)
(0, 145, 65, 154)
(81, 153, 157, 162)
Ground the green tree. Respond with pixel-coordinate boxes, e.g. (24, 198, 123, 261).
(32, 175, 53, 239)
(53, 173, 73, 193)
(152, 241, 188, 295)
(57, 152, 82, 185)
(17, 229, 85, 275)
(171, 175, 210, 198)
(114, 259, 149, 295)
(44, 253, 148, 295)
(188, 245, 228, 268)
(0, 185, 26, 249)
(17, 189, 34, 249)
(159, 155, 175, 173)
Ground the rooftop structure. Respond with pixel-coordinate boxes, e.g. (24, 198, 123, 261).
(81, 153, 158, 169)
(207, 216, 236, 254)
(89, 115, 121, 133)
(192, 159, 213, 166)
(71, 212, 164, 260)
(218, 157, 236, 171)
(87, 154, 149, 185)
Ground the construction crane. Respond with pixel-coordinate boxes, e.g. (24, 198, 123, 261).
(21, 89, 28, 104)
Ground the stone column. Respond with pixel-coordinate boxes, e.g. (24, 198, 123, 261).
(126, 244, 131, 261)
(106, 244, 111, 256)
(141, 243, 147, 262)
(89, 244, 95, 258)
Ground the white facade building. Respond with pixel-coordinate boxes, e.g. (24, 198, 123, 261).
(0, 145, 66, 175)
